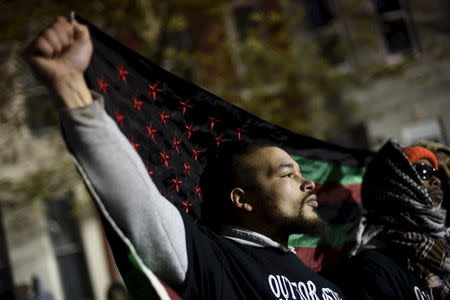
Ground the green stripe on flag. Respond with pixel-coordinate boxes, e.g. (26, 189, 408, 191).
(291, 155, 366, 185)
(288, 223, 355, 248)
(124, 253, 152, 299)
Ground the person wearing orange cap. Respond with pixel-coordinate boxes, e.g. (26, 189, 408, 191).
(416, 140, 450, 226)
(325, 140, 449, 300)
(403, 145, 443, 208)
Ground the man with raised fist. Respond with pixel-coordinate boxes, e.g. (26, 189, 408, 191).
(26, 17, 344, 300)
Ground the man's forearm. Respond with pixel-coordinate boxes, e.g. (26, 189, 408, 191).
(51, 72, 93, 109)
(60, 93, 188, 285)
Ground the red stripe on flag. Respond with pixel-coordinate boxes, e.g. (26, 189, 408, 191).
(315, 183, 361, 205)
(160, 280, 182, 300)
(295, 247, 344, 272)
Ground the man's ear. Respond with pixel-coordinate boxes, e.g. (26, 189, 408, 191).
(230, 187, 253, 212)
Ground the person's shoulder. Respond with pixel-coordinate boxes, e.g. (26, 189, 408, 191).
(350, 248, 391, 263)
(347, 248, 397, 271)
(346, 247, 420, 287)
(338, 249, 430, 299)
(322, 249, 387, 277)
(179, 212, 226, 246)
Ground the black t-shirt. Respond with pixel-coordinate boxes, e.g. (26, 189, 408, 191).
(177, 215, 345, 300)
(323, 249, 433, 300)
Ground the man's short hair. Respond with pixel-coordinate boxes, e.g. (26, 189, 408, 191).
(199, 139, 274, 230)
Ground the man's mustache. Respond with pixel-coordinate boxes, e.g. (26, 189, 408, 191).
(301, 192, 316, 205)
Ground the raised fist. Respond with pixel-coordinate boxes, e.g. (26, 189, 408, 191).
(25, 16, 94, 108)
(26, 16, 93, 86)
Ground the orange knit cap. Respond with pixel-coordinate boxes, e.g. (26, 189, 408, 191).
(402, 146, 438, 169)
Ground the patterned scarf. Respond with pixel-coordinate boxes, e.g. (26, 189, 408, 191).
(347, 140, 449, 297)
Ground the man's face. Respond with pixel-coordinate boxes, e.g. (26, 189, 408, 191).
(239, 146, 327, 236)
(414, 158, 443, 207)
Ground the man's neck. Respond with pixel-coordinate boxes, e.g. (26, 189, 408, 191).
(221, 225, 294, 252)
(227, 221, 290, 247)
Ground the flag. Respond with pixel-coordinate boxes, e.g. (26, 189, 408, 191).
(76, 15, 372, 300)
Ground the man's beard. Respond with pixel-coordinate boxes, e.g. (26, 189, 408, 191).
(288, 193, 330, 238)
(262, 193, 331, 238)
(282, 210, 331, 238)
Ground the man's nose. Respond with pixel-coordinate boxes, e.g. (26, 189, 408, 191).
(300, 178, 315, 192)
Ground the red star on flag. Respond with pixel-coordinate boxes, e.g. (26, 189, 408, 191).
(170, 176, 183, 193)
(182, 200, 193, 214)
(97, 77, 110, 94)
(235, 127, 245, 140)
(184, 124, 196, 139)
(130, 137, 140, 151)
(146, 123, 158, 140)
(146, 167, 154, 177)
(214, 133, 225, 146)
(183, 162, 192, 176)
(172, 137, 181, 153)
(147, 82, 161, 101)
(117, 65, 129, 82)
(131, 96, 143, 111)
(114, 110, 125, 127)
(208, 117, 220, 130)
(192, 147, 201, 161)
(159, 151, 170, 167)
(180, 100, 192, 115)
(194, 186, 202, 199)
(159, 111, 170, 124)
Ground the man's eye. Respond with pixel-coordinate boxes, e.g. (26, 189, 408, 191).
(282, 173, 292, 178)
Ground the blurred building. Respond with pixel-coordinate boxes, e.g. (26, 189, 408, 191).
(0, 55, 122, 300)
(314, 0, 450, 149)
(181, 0, 450, 149)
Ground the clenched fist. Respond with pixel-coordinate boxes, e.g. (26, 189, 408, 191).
(26, 16, 93, 109)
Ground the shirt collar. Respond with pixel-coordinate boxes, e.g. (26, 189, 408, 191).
(221, 225, 295, 253)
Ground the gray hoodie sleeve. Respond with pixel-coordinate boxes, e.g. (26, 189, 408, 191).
(59, 92, 187, 285)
